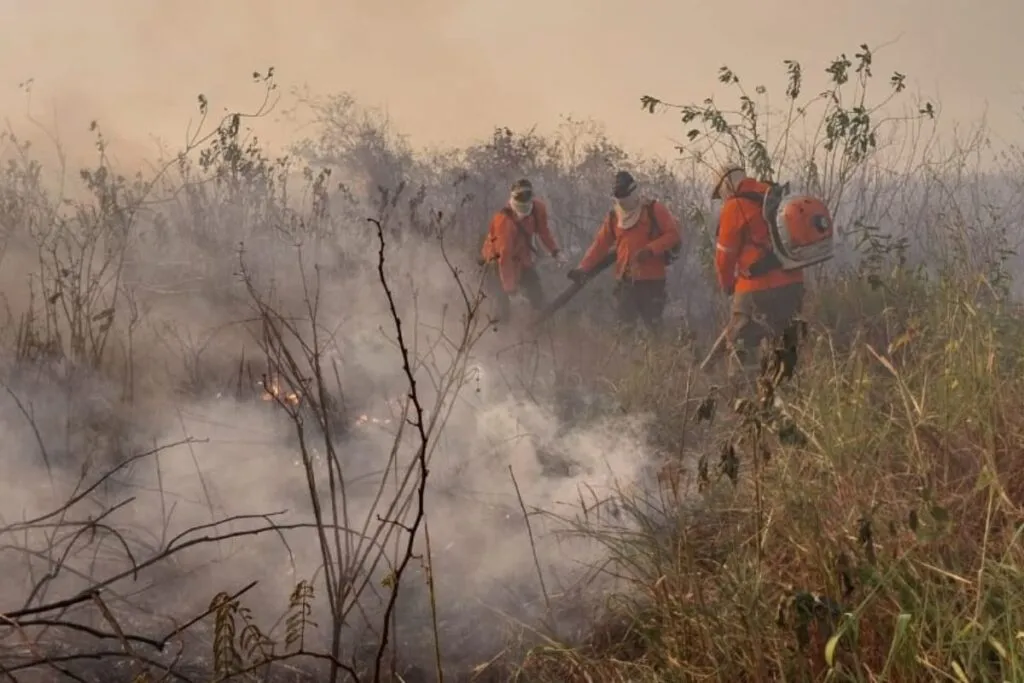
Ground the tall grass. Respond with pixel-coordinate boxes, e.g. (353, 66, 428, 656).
(0, 43, 1022, 682)
(520, 45, 1024, 683)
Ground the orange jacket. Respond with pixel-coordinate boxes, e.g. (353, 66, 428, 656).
(578, 200, 681, 281)
(481, 199, 559, 292)
(715, 178, 804, 294)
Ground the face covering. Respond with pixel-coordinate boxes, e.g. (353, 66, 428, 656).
(510, 193, 534, 218)
(614, 191, 643, 229)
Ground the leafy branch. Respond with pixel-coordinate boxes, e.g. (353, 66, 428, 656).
(641, 43, 937, 209)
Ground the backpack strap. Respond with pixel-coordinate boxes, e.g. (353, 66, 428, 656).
(725, 188, 785, 278)
(500, 206, 539, 254)
(741, 192, 772, 248)
(607, 201, 674, 269)
(735, 191, 766, 204)
(646, 200, 661, 239)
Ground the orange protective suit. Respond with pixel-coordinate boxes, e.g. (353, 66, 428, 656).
(480, 198, 560, 293)
(714, 177, 804, 295)
(577, 201, 681, 281)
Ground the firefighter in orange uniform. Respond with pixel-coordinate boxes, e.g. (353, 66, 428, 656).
(569, 171, 682, 333)
(480, 178, 566, 322)
(713, 163, 808, 364)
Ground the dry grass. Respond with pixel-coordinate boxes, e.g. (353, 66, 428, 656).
(1, 47, 1024, 683)
(519, 273, 1024, 682)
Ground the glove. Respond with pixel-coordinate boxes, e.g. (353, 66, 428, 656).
(567, 268, 587, 284)
(633, 247, 655, 265)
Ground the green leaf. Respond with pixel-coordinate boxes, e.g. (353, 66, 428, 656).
(825, 633, 841, 668)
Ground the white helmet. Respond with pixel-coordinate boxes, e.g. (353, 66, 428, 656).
(711, 162, 746, 200)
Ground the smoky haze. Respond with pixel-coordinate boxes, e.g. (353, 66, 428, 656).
(1, 1, 1023, 680)
(2, 0, 1023, 169)
(0, 46, 670, 683)
(0, 134, 659, 681)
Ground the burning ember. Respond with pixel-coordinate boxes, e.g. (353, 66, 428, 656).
(356, 395, 404, 427)
(356, 414, 391, 426)
(258, 379, 403, 431)
(259, 376, 301, 406)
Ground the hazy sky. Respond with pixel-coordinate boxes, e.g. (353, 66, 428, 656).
(1, 0, 1021, 168)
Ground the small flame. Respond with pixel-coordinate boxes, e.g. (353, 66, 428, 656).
(259, 383, 404, 427)
(259, 377, 301, 406)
